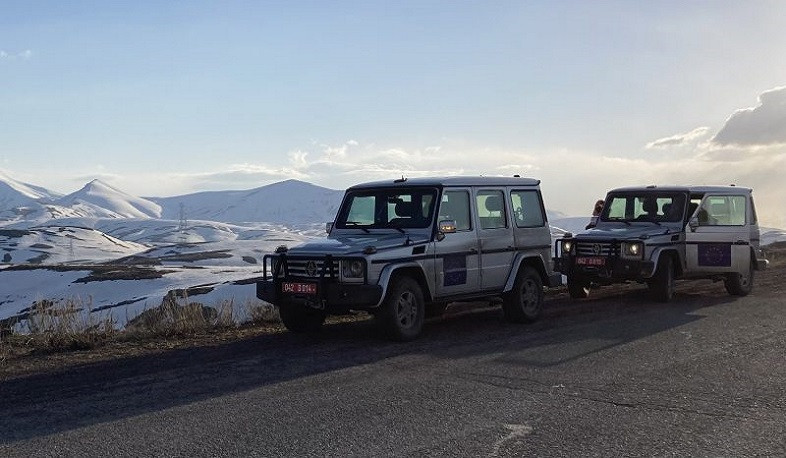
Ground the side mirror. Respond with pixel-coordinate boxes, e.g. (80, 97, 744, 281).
(438, 220, 457, 234)
(325, 222, 334, 233)
(688, 217, 699, 232)
(436, 220, 457, 242)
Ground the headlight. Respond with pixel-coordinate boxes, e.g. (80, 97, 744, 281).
(341, 260, 365, 279)
(621, 242, 644, 259)
(560, 240, 574, 256)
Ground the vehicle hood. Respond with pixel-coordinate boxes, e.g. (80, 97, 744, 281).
(576, 223, 681, 241)
(288, 232, 428, 255)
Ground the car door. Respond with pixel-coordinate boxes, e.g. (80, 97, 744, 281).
(685, 193, 751, 274)
(474, 188, 515, 291)
(433, 188, 481, 297)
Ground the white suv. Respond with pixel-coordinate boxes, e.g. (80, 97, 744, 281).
(555, 185, 769, 301)
(257, 176, 561, 340)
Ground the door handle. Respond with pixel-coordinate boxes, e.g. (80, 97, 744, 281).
(469, 248, 478, 254)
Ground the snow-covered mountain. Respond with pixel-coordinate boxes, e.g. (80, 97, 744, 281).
(55, 179, 162, 219)
(151, 179, 343, 224)
(0, 170, 61, 215)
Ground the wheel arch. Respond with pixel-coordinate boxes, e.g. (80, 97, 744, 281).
(376, 263, 432, 306)
(652, 248, 682, 277)
(503, 254, 548, 293)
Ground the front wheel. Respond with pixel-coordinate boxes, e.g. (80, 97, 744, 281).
(725, 260, 754, 296)
(649, 254, 675, 302)
(502, 266, 544, 323)
(376, 276, 425, 341)
(278, 303, 326, 333)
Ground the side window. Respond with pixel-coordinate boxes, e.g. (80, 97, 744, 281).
(510, 190, 545, 227)
(438, 190, 471, 231)
(476, 190, 507, 229)
(698, 195, 746, 226)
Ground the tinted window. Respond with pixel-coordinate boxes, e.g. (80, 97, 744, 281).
(438, 190, 472, 231)
(510, 190, 545, 227)
(698, 195, 746, 226)
(476, 190, 507, 229)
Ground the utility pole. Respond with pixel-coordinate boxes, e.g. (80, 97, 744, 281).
(178, 203, 188, 232)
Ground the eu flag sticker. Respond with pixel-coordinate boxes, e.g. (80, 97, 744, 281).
(443, 254, 467, 286)
(698, 243, 731, 267)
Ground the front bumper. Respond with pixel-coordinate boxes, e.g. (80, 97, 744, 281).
(554, 256, 655, 281)
(257, 278, 383, 312)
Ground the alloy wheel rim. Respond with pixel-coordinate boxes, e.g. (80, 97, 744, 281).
(396, 291, 416, 327)
(520, 278, 539, 312)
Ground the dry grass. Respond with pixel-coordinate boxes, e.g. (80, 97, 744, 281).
(0, 292, 282, 359)
(14, 297, 117, 352)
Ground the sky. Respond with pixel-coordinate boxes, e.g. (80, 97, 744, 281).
(2, 1, 786, 227)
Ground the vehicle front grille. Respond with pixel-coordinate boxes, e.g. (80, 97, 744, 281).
(576, 241, 617, 257)
(283, 258, 337, 278)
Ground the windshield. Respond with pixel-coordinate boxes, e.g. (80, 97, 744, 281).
(601, 192, 687, 223)
(335, 187, 438, 230)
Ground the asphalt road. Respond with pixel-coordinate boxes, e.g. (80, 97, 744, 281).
(2, 272, 785, 457)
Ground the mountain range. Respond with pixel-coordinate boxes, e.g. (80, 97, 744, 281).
(0, 172, 344, 225)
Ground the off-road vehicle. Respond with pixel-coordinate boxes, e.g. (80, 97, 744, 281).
(257, 176, 561, 340)
(554, 185, 769, 301)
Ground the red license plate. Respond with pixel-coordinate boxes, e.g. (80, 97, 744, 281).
(576, 257, 605, 266)
(282, 282, 318, 295)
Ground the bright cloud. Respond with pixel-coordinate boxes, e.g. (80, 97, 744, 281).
(712, 86, 786, 146)
(646, 127, 710, 149)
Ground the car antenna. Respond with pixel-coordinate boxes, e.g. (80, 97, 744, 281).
(394, 176, 407, 183)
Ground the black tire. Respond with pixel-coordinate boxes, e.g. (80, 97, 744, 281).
(376, 276, 425, 341)
(567, 275, 590, 299)
(425, 302, 448, 318)
(649, 254, 675, 302)
(725, 260, 754, 296)
(278, 303, 326, 333)
(503, 266, 544, 323)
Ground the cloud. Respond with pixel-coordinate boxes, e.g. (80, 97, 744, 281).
(646, 127, 710, 149)
(712, 86, 786, 146)
(0, 49, 33, 61)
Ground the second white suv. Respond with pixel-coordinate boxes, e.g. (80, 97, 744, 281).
(555, 185, 769, 301)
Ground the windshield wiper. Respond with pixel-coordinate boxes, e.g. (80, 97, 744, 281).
(343, 222, 370, 233)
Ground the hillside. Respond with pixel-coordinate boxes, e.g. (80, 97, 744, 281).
(55, 179, 162, 219)
(0, 171, 61, 216)
(151, 179, 343, 224)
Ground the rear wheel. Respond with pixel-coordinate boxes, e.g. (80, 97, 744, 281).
(278, 303, 326, 333)
(725, 260, 754, 296)
(376, 276, 425, 341)
(649, 254, 675, 302)
(502, 266, 544, 323)
(567, 275, 590, 299)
